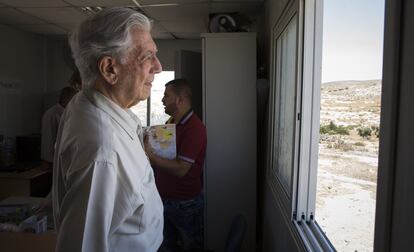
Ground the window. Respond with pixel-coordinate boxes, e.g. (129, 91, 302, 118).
(268, 0, 384, 251)
(130, 71, 174, 126)
(268, 0, 301, 216)
(315, 1, 384, 251)
(271, 10, 300, 199)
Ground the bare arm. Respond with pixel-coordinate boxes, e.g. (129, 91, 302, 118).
(145, 138, 192, 178)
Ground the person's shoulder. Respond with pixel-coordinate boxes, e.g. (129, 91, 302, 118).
(185, 113, 206, 138)
(65, 92, 111, 123)
(62, 93, 116, 148)
(59, 120, 116, 166)
(42, 103, 59, 116)
(189, 113, 206, 129)
(42, 105, 61, 125)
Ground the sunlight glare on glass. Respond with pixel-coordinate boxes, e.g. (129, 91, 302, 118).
(130, 71, 175, 126)
(151, 71, 174, 125)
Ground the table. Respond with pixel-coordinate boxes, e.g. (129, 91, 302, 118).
(0, 164, 52, 200)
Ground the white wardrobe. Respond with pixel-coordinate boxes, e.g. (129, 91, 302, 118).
(202, 33, 257, 252)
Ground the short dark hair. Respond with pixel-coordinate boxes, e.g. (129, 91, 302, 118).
(69, 69, 82, 90)
(59, 86, 78, 107)
(165, 79, 192, 103)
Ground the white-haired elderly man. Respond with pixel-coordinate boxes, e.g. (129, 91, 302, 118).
(52, 7, 163, 252)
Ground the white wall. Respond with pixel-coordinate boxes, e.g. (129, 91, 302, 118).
(202, 33, 257, 252)
(0, 25, 46, 137)
(0, 25, 74, 139)
(155, 39, 202, 71)
(44, 38, 74, 110)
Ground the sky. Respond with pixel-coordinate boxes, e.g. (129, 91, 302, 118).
(322, 0, 385, 83)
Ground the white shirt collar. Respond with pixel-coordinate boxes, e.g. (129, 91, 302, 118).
(83, 88, 140, 140)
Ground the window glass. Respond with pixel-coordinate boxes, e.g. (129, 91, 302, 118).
(130, 98, 147, 126)
(130, 71, 174, 126)
(273, 15, 298, 196)
(150, 71, 174, 125)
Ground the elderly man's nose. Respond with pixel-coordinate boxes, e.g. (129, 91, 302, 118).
(153, 56, 162, 73)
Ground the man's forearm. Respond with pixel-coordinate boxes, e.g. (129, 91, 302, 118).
(149, 153, 191, 178)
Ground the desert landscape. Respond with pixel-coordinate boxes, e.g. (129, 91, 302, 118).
(316, 80, 381, 252)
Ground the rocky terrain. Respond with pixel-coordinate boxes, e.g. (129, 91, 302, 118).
(316, 80, 381, 252)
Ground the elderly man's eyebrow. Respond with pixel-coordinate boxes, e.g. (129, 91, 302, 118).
(138, 50, 158, 63)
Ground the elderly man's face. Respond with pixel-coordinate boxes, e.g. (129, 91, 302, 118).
(120, 27, 162, 108)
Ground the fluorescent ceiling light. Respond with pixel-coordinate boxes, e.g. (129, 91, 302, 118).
(81, 6, 104, 15)
(132, 0, 179, 8)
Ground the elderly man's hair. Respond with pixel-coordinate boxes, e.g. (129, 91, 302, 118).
(165, 79, 193, 103)
(69, 7, 152, 88)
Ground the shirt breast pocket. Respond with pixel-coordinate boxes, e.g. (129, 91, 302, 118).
(115, 204, 144, 235)
(113, 190, 145, 235)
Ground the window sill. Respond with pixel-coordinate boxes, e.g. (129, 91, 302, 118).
(294, 220, 336, 252)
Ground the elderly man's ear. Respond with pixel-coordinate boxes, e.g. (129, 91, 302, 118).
(98, 56, 119, 85)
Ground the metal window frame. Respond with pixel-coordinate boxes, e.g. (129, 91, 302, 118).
(295, 0, 323, 223)
(268, 0, 337, 250)
(293, 0, 339, 251)
(267, 0, 302, 219)
(146, 96, 151, 126)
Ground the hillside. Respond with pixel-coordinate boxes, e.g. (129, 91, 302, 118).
(320, 80, 381, 127)
(317, 80, 381, 252)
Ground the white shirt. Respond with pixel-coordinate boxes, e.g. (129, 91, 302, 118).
(41, 103, 64, 162)
(53, 89, 163, 252)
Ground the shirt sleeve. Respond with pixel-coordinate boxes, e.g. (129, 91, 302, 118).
(41, 114, 54, 162)
(41, 109, 61, 162)
(55, 161, 135, 252)
(177, 126, 206, 164)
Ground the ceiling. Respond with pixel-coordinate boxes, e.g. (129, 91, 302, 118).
(0, 0, 263, 39)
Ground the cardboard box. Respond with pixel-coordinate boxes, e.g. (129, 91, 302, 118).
(0, 197, 56, 251)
